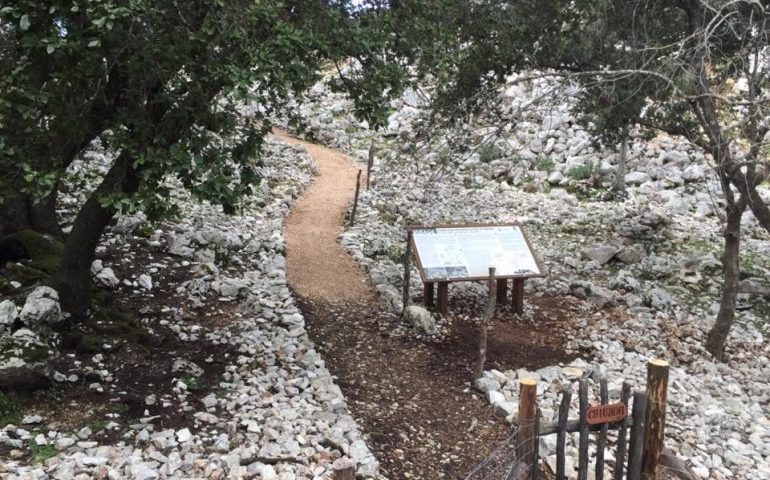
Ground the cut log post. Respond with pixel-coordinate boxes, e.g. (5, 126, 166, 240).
(531, 411, 540, 480)
(424, 282, 435, 308)
(556, 387, 572, 480)
(436, 281, 449, 316)
(349, 169, 362, 227)
(475, 268, 496, 380)
(596, 376, 609, 480)
(332, 458, 356, 480)
(496, 278, 508, 305)
(401, 230, 413, 317)
(366, 140, 374, 189)
(627, 391, 648, 480)
(512, 278, 525, 314)
(643, 359, 670, 480)
(577, 378, 589, 480)
(517, 378, 538, 464)
(613, 382, 632, 480)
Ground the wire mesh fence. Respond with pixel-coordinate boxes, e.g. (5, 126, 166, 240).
(464, 422, 538, 480)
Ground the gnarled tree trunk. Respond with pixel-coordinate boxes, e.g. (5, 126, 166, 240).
(51, 151, 138, 319)
(706, 198, 747, 360)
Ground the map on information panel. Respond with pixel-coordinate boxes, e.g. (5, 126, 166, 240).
(411, 224, 543, 281)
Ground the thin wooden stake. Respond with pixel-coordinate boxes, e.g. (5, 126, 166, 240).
(577, 378, 589, 480)
(556, 387, 572, 480)
(349, 169, 362, 227)
(517, 378, 538, 466)
(366, 140, 375, 189)
(613, 382, 632, 480)
(332, 458, 356, 480)
(643, 359, 670, 480)
(596, 376, 609, 480)
(627, 392, 648, 480)
(401, 230, 413, 316)
(475, 268, 496, 380)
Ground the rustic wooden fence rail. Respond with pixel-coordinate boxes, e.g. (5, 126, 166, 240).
(467, 358, 697, 480)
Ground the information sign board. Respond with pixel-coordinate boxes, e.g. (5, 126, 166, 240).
(409, 223, 544, 282)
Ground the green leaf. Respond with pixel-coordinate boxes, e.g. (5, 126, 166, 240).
(88, 39, 101, 48)
(19, 14, 30, 31)
(46, 44, 55, 54)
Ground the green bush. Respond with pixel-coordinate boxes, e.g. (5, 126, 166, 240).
(477, 143, 503, 163)
(566, 162, 596, 180)
(535, 155, 555, 171)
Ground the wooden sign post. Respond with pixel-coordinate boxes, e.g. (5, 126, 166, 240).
(407, 223, 544, 317)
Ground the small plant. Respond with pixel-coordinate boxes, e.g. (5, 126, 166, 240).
(535, 155, 555, 172)
(29, 441, 56, 463)
(181, 374, 203, 391)
(566, 161, 596, 181)
(477, 143, 503, 163)
(0, 392, 22, 427)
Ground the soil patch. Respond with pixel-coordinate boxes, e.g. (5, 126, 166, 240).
(0, 237, 237, 462)
(299, 295, 577, 479)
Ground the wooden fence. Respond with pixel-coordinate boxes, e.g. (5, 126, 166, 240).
(504, 358, 692, 480)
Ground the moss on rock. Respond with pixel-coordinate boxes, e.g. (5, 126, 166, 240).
(9, 229, 64, 274)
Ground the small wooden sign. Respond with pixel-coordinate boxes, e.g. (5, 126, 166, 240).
(587, 402, 627, 425)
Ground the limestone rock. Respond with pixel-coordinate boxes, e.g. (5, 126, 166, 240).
(0, 329, 54, 388)
(19, 286, 62, 326)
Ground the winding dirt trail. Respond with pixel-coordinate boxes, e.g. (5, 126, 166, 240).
(276, 130, 571, 479)
(276, 130, 374, 302)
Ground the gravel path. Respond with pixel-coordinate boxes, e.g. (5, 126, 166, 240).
(277, 130, 374, 303)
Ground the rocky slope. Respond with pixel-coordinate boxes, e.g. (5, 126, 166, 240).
(281, 74, 770, 479)
(0, 138, 383, 479)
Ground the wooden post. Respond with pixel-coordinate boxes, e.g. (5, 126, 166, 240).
(475, 268, 496, 380)
(595, 377, 609, 480)
(332, 458, 356, 480)
(556, 387, 572, 480)
(643, 359, 670, 480)
(577, 378, 589, 480)
(613, 382, 632, 480)
(349, 169, 362, 227)
(424, 282, 435, 308)
(517, 378, 538, 466)
(627, 392, 648, 480)
(531, 411, 540, 480)
(436, 281, 449, 316)
(512, 278, 525, 314)
(496, 278, 508, 305)
(366, 140, 374, 189)
(401, 230, 413, 316)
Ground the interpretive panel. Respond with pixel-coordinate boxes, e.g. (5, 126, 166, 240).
(410, 224, 543, 282)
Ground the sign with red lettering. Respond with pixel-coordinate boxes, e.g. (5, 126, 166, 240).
(586, 403, 627, 425)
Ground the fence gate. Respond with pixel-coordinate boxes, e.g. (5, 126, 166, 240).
(465, 359, 694, 480)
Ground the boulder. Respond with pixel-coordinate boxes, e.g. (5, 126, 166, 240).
(646, 288, 673, 311)
(0, 300, 19, 333)
(95, 268, 119, 289)
(616, 244, 647, 264)
(20, 286, 62, 327)
(738, 278, 770, 297)
(404, 305, 437, 335)
(625, 171, 652, 185)
(0, 329, 54, 389)
(580, 244, 619, 265)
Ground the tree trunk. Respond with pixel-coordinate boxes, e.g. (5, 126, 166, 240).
(614, 126, 628, 195)
(51, 151, 138, 319)
(706, 198, 747, 360)
(29, 187, 63, 239)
